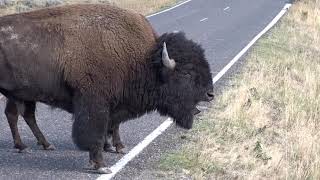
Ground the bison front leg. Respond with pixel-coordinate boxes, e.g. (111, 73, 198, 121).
(72, 96, 111, 174)
(5, 99, 28, 152)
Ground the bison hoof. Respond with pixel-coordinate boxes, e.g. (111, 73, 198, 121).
(115, 144, 125, 154)
(14, 143, 28, 150)
(104, 143, 115, 153)
(84, 163, 112, 174)
(104, 147, 116, 153)
(97, 167, 112, 174)
(18, 147, 31, 153)
(44, 144, 56, 151)
(116, 148, 126, 154)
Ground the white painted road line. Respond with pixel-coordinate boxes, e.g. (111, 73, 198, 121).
(147, 0, 192, 18)
(200, 18, 208, 22)
(96, 119, 173, 180)
(97, 3, 292, 180)
(224, 6, 230, 11)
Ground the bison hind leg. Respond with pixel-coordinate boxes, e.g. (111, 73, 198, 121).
(5, 99, 28, 152)
(112, 124, 125, 154)
(20, 101, 55, 151)
(103, 130, 115, 153)
(103, 124, 125, 154)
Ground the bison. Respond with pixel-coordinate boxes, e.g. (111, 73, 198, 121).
(0, 4, 214, 173)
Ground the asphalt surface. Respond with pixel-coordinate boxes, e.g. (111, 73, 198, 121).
(0, 0, 289, 179)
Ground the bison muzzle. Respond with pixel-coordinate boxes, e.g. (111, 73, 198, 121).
(0, 4, 213, 174)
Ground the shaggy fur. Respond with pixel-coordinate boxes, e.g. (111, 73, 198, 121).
(0, 4, 213, 172)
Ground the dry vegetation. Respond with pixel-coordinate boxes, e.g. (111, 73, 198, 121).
(159, 0, 320, 179)
(0, 0, 177, 16)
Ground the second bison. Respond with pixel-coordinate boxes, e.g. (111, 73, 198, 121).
(0, 4, 214, 173)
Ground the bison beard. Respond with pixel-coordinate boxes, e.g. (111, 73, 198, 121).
(0, 4, 213, 174)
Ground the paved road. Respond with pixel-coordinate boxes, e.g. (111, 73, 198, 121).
(0, 0, 288, 179)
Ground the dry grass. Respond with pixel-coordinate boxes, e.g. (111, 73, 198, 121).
(159, 0, 320, 179)
(0, 0, 177, 16)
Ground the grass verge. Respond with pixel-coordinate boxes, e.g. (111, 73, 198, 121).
(158, 0, 320, 179)
(0, 0, 178, 16)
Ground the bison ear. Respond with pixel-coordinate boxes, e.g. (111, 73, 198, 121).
(162, 42, 176, 70)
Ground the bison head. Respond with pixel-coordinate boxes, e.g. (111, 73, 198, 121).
(152, 32, 213, 129)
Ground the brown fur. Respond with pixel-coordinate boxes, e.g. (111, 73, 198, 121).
(0, 4, 156, 104)
(0, 4, 214, 173)
(0, 4, 158, 171)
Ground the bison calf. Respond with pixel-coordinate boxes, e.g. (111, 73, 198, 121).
(0, 4, 213, 174)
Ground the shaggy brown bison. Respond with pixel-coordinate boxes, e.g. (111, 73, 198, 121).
(0, 4, 213, 173)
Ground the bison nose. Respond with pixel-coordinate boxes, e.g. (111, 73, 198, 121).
(206, 90, 214, 101)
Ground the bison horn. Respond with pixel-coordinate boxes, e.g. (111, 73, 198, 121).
(162, 42, 176, 70)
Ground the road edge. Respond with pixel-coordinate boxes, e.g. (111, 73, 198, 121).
(146, 0, 193, 18)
